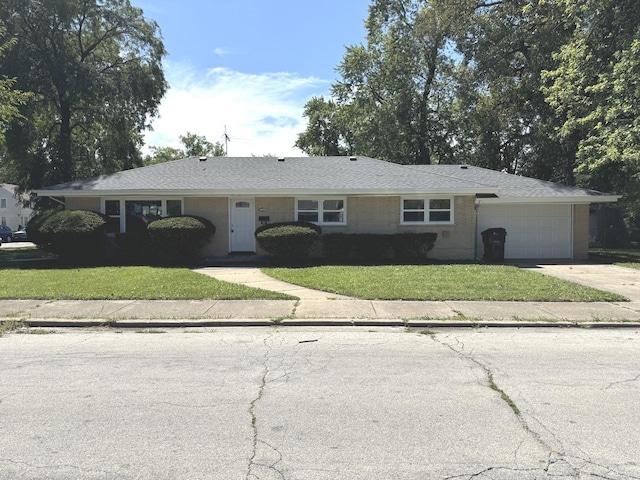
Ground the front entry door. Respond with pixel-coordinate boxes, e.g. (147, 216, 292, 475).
(230, 198, 256, 253)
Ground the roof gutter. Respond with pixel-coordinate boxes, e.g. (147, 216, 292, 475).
(475, 195, 621, 205)
(34, 187, 498, 198)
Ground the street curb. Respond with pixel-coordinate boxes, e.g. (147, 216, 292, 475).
(6, 318, 640, 329)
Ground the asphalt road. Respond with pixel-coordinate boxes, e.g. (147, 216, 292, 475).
(1, 327, 639, 479)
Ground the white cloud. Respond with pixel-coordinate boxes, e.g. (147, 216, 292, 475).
(144, 63, 330, 157)
(213, 47, 228, 57)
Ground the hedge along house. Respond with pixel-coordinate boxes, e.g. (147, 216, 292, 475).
(33, 156, 619, 261)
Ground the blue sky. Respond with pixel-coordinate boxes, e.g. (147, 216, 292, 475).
(137, 0, 371, 156)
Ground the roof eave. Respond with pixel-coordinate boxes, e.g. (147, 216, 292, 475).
(476, 195, 621, 204)
(34, 187, 497, 197)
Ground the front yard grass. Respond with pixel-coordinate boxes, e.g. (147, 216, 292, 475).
(590, 248, 640, 270)
(0, 266, 292, 300)
(262, 264, 625, 301)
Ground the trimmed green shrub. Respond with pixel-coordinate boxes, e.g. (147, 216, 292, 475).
(115, 231, 152, 264)
(27, 209, 107, 262)
(255, 222, 321, 260)
(392, 233, 438, 261)
(353, 234, 394, 260)
(322, 233, 354, 260)
(147, 215, 216, 264)
(322, 232, 438, 263)
(323, 234, 394, 262)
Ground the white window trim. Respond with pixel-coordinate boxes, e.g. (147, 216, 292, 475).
(101, 197, 184, 233)
(401, 196, 454, 225)
(295, 197, 347, 226)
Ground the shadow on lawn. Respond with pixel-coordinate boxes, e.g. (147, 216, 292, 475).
(589, 247, 640, 265)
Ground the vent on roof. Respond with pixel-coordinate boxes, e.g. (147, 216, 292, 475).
(278, 157, 285, 162)
(199, 156, 207, 162)
(350, 156, 357, 161)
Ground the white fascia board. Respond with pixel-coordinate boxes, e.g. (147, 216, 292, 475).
(475, 195, 621, 205)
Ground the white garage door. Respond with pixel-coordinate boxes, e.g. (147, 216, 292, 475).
(477, 204, 573, 259)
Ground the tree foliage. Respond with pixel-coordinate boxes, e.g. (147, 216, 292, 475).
(297, 0, 477, 165)
(0, 29, 31, 127)
(144, 132, 225, 165)
(542, 0, 640, 228)
(0, 0, 167, 192)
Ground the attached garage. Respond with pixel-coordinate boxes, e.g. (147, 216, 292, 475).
(477, 203, 573, 259)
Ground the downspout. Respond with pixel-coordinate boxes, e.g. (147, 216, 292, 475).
(474, 202, 479, 260)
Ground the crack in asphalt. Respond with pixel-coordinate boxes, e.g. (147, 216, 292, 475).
(432, 334, 550, 447)
(426, 332, 640, 480)
(0, 457, 119, 477)
(606, 373, 640, 390)
(245, 333, 287, 480)
(246, 336, 272, 480)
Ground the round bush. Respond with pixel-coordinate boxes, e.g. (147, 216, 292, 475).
(147, 215, 216, 264)
(27, 209, 107, 262)
(255, 222, 321, 260)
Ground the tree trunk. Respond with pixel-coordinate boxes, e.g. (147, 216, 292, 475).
(58, 97, 73, 183)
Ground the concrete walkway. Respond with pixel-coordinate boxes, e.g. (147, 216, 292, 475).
(2, 263, 640, 328)
(193, 266, 354, 300)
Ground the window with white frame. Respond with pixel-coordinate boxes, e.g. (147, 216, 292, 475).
(296, 198, 346, 225)
(0, 199, 6, 209)
(102, 199, 183, 233)
(401, 197, 453, 224)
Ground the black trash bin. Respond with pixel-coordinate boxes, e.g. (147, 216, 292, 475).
(481, 228, 507, 262)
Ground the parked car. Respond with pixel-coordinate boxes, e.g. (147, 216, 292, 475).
(0, 225, 13, 242)
(12, 229, 28, 241)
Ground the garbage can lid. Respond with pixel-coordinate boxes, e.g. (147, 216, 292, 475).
(482, 227, 506, 234)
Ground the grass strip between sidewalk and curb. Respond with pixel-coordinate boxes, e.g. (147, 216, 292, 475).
(262, 264, 626, 301)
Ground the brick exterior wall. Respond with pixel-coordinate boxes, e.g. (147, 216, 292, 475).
(573, 204, 590, 260)
(253, 195, 476, 260)
(60, 194, 512, 261)
(184, 197, 229, 256)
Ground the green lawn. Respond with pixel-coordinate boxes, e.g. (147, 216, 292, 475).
(0, 247, 292, 300)
(262, 264, 625, 301)
(590, 248, 640, 270)
(0, 265, 292, 300)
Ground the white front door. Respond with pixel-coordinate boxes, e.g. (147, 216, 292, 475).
(230, 198, 256, 252)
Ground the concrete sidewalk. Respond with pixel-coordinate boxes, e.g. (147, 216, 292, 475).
(2, 263, 640, 328)
(2, 298, 640, 328)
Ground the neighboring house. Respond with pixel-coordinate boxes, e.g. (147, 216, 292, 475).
(33, 156, 618, 260)
(0, 184, 34, 231)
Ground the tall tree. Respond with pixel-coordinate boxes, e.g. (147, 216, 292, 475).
(297, 0, 476, 165)
(0, 0, 167, 191)
(144, 132, 225, 165)
(542, 0, 640, 227)
(455, 0, 575, 181)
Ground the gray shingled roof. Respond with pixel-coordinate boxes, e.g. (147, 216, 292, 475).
(37, 156, 495, 195)
(35, 156, 617, 202)
(406, 165, 617, 201)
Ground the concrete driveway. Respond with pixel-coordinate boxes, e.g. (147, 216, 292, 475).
(520, 263, 640, 301)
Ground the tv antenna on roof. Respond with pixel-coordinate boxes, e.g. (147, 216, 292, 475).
(224, 125, 231, 156)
